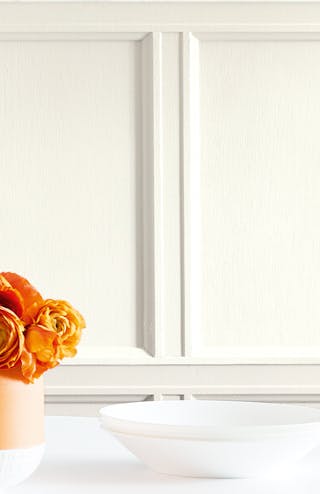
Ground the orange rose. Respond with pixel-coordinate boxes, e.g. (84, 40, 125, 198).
(0, 306, 24, 369)
(20, 327, 59, 382)
(1, 272, 43, 324)
(21, 299, 85, 382)
(0, 274, 24, 318)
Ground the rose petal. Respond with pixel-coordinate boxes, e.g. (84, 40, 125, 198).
(25, 325, 57, 363)
(1, 272, 43, 324)
(0, 275, 24, 318)
(0, 306, 24, 369)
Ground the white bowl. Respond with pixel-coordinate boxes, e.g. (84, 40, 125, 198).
(100, 400, 320, 478)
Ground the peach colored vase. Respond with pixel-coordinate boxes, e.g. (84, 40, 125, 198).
(0, 367, 45, 488)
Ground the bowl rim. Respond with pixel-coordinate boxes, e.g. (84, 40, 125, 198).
(106, 426, 320, 443)
(99, 400, 320, 441)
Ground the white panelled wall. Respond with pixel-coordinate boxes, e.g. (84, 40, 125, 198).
(1, 2, 320, 414)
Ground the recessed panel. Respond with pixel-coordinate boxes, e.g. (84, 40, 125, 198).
(0, 40, 143, 353)
(198, 40, 320, 349)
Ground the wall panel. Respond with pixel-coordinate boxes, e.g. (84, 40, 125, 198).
(184, 34, 320, 358)
(0, 33, 163, 361)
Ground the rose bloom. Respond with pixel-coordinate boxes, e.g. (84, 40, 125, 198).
(0, 272, 43, 325)
(0, 306, 24, 369)
(0, 274, 24, 319)
(21, 299, 85, 382)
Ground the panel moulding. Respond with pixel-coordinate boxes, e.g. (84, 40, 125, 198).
(141, 32, 164, 358)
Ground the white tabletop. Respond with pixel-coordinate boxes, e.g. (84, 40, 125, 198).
(9, 416, 320, 493)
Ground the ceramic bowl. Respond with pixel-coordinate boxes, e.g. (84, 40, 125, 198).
(100, 400, 320, 478)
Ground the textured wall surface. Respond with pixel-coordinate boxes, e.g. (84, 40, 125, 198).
(0, 1, 320, 414)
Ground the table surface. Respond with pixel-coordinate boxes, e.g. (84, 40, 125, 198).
(8, 416, 320, 493)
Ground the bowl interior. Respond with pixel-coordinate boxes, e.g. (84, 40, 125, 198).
(100, 400, 320, 428)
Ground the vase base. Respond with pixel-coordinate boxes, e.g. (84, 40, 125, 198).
(0, 443, 45, 489)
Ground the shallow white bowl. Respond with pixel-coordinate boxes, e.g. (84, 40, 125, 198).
(100, 400, 320, 478)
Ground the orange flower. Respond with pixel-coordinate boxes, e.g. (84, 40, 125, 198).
(0, 274, 24, 318)
(0, 306, 24, 369)
(1, 272, 43, 324)
(20, 327, 59, 382)
(21, 299, 85, 382)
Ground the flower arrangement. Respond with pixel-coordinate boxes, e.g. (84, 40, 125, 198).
(0, 272, 85, 383)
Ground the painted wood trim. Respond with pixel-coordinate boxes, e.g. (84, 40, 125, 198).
(1, 3, 320, 33)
